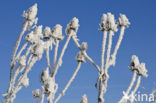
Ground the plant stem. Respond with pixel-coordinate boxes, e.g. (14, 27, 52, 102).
(54, 62, 82, 103)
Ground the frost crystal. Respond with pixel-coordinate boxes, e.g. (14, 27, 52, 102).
(66, 17, 79, 35)
(118, 14, 130, 27)
(41, 68, 50, 83)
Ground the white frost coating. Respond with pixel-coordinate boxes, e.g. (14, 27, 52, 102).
(18, 55, 26, 66)
(118, 71, 137, 103)
(80, 94, 88, 103)
(32, 89, 41, 99)
(118, 14, 130, 27)
(25, 25, 43, 44)
(21, 76, 29, 88)
(76, 52, 86, 63)
(130, 55, 148, 77)
(66, 17, 79, 36)
(41, 68, 50, 84)
(55, 62, 82, 103)
(31, 40, 45, 60)
(129, 76, 141, 103)
(52, 24, 64, 40)
(43, 26, 51, 39)
(53, 18, 79, 77)
(11, 4, 38, 70)
(23, 3, 38, 30)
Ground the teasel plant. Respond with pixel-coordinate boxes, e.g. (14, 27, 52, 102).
(119, 55, 148, 103)
(95, 13, 130, 103)
(4, 2, 149, 103)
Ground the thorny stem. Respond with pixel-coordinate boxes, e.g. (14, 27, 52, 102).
(11, 22, 28, 68)
(52, 34, 72, 77)
(119, 71, 137, 103)
(54, 62, 82, 103)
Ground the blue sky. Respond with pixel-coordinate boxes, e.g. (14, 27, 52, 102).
(0, 0, 156, 103)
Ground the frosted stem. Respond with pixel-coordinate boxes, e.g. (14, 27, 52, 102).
(54, 62, 82, 103)
(46, 48, 50, 69)
(52, 40, 59, 74)
(109, 26, 125, 66)
(101, 31, 107, 71)
(41, 86, 45, 103)
(11, 22, 28, 68)
(15, 42, 28, 60)
(52, 34, 72, 77)
(82, 51, 100, 72)
(72, 36, 81, 48)
(7, 56, 38, 102)
(119, 71, 137, 103)
(130, 76, 141, 103)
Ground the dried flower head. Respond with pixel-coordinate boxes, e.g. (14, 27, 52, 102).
(100, 13, 118, 32)
(32, 89, 41, 99)
(66, 17, 79, 35)
(137, 63, 148, 77)
(23, 3, 38, 21)
(130, 55, 140, 71)
(76, 52, 86, 63)
(80, 94, 88, 103)
(43, 26, 51, 39)
(41, 68, 50, 83)
(51, 24, 64, 40)
(80, 42, 88, 51)
(31, 40, 44, 59)
(118, 14, 130, 27)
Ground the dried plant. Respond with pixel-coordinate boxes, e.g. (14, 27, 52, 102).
(3, 3, 149, 103)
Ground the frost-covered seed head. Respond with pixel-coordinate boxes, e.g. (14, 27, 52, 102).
(99, 13, 118, 32)
(137, 63, 148, 77)
(18, 55, 26, 66)
(118, 14, 130, 27)
(32, 89, 41, 99)
(130, 55, 140, 71)
(43, 26, 51, 39)
(34, 25, 43, 36)
(80, 42, 88, 51)
(22, 76, 29, 88)
(23, 3, 38, 21)
(51, 24, 64, 40)
(66, 17, 79, 36)
(31, 40, 44, 59)
(41, 68, 50, 83)
(76, 52, 86, 63)
(80, 94, 88, 103)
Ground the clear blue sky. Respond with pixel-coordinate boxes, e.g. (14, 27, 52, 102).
(0, 0, 156, 103)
